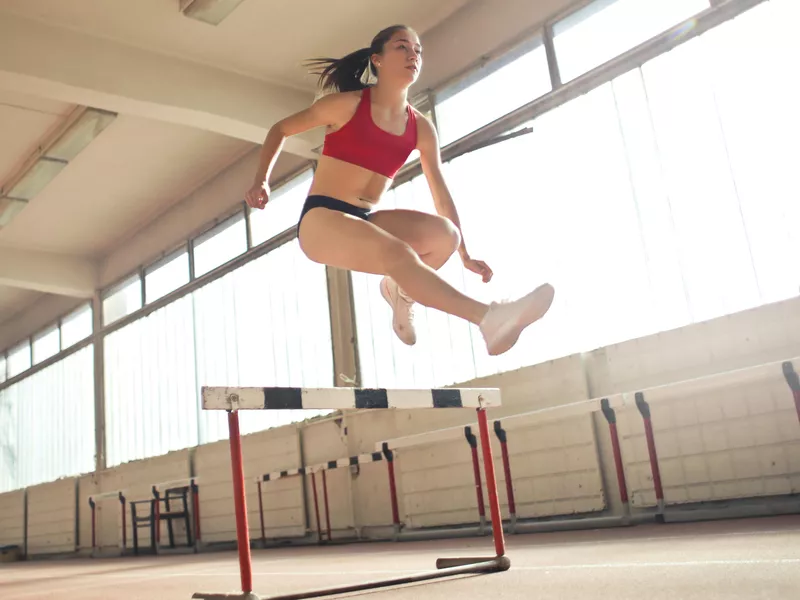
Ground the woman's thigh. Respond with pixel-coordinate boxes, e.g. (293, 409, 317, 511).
(367, 209, 460, 257)
(297, 207, 413, 275)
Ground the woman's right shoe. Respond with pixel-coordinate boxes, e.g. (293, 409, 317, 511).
(479, 283, 555, 356)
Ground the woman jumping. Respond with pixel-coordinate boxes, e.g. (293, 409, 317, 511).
(245, 25, 554, 356)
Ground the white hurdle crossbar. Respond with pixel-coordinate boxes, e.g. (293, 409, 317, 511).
(193, 386, 509, 600)
(202, 386, 501, 411)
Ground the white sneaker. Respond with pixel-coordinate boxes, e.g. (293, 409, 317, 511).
(479, 283, 555, 356)
(380, 276, 417, 345)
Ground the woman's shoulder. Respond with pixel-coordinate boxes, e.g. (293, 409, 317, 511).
(313, 88, 364, 107)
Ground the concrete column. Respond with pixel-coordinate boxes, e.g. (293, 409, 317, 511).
(325, 266, 359, 387)
(92, 292, 106, 472)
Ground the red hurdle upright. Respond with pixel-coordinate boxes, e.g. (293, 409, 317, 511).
(493, 419, 517, 532)
(635, 392, 665, 520)
(464, 425, 487, 532)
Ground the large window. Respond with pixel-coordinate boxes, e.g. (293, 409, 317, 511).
(354, 0, 800, 388)
(249, 169, 313, 245)
(61, 303, 93, 349)
(435, 37, 552, 146)
(194, 240, 334, 442)
(0, 346, 95, 493)
(193, 212, 247, 278)
(7, 342, 31, 379)
(145, 247, 190, 303)
(104, 239, 333, 466)
(553, 0, 710, 83)
(104, 296, 198, 467)
(32, 326, 60, 365)
(103, 274, 142, 326)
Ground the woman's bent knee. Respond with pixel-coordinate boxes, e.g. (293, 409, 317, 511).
(380, 239, 419, 273)
(439, 216, 462, 253)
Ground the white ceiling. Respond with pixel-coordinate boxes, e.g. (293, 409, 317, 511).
(0, 0, 471, 91)
(0, 287, 42, 325)
(0, 90, 74, 189)
(0, 114, 252, 257)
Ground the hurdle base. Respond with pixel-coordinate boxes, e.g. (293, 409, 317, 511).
(436, 555, 511, 570)
(193, 556, 509, 600)
(193, 593, 262, 600)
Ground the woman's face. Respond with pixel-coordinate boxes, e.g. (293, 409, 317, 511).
(375, 29, 423, 86)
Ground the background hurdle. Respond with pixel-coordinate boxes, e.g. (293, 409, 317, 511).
(257, 451, 386, 545)
(87, 490, 126, 557)
(193, 386, 509, 600)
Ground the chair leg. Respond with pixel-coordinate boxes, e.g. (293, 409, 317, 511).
(149, 500, 156, 553)
(131, 504, 139, 556)
(184, 491, 193, 547)
(166, 496, 176, 549)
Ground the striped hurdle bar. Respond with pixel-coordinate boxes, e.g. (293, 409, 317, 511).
(193, 386, 509, 600)
(258, 452, 387, 545)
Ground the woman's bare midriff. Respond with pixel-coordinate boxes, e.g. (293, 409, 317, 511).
(308, 155, 393, 208)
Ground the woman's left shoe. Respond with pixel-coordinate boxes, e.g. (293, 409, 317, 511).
(380, 276, 417, 345)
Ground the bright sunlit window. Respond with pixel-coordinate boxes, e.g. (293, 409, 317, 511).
(61, 304, 93, 348)
(32, 326, 60, 365)
(554, 0, 710, 83)
(435, 37, 552, 146)
(102, 275, 143, 326)
(193, 212, 247, 278)
(249, 169, 313, 246)
(145, 248, 190, 303)
(7, 341, 31, 379)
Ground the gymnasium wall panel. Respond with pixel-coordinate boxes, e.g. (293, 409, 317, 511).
(0, 489, 25, 551)
(26, 478, 77, 556)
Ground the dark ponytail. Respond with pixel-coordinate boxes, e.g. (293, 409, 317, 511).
(305, 47, 374, 93)
(305, 24, 415, 93)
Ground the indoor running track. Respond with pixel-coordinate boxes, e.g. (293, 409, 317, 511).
(1, 515, 798, 599)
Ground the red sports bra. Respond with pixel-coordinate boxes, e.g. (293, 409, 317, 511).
(322, 87, 417, 179)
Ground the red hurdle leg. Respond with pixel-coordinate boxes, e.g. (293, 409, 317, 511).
(477, 408, 506, 557)
(321, 470, 332, 542)
(228, 410, 254, 594)
(601, 398, 630, 513)
(382, 443, 401, 536)
(493, 420, 517, 531)
(635, 393, 665, 518)
(464, 426, 487, 531)
(257, 480, 266, 547)
(311, 472, 322, 544)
